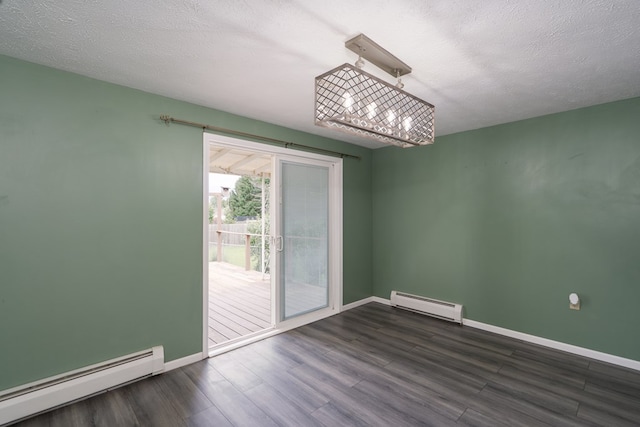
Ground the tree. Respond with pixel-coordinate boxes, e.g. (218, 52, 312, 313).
(209, 198, 215, 224)
(248, 218, 270, 272)
(227, 176, 263, 220)
(209, 196, 229, 224)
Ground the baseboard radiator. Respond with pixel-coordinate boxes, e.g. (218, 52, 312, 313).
(0, 346, 164, 426)
(390, 291, 463, 325)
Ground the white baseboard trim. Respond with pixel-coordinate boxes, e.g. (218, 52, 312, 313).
(370, 296, 391, 305)
(341, 296, 391, 311)
(163, 352, 205, 372)
(0, 347, 164, 426)
(341, 296, 374, 311)
(464, 319, 640, 372)
(343, 296, 639, 371)
(341, 297, 373, 310)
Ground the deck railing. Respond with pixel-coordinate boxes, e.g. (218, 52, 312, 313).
(214, 229, 266, 271)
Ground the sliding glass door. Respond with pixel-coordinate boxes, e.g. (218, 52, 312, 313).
(203, 133, 342, 354)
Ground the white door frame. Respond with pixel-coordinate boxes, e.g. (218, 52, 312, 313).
(202, 133, 343, 356)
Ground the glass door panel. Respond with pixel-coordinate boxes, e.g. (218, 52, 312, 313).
(279, 161, 329, 320)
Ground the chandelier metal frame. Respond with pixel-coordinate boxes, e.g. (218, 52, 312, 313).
(315, 34, 435, 148)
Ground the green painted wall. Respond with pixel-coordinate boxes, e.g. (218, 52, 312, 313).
(0, 55, 372, 391)
(372, 97, 640, 361)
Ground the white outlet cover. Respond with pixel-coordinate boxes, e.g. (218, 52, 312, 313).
(569, 293, 580, 305)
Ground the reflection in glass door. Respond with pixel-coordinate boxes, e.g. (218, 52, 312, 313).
(278, 160, 330, 320)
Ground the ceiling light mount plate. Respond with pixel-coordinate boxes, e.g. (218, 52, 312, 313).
(345, 34, 412, 77)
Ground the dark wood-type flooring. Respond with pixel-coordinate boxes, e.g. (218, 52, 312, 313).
(14, 303, 640, 426)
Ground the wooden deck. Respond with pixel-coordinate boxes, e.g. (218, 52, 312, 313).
(208, 261, 328, 348)
(208, 262, 271, 347)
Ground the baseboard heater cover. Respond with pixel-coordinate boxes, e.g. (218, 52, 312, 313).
(390, 291, 463, 324)
(0, 346, 164, 426)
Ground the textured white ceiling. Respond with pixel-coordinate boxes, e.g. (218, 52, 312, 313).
(1, 0, 639, 149)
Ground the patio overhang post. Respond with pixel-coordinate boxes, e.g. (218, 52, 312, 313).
(215, 193, 223, 262)
(245, 234, 251, 271)
(261, 174, 266, 275)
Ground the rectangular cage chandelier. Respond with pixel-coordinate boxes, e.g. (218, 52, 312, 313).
(315, 34, 435, 148)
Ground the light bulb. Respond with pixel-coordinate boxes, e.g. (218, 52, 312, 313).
(343, 92, 354, 113)
(367, 102, 377, 120)
(403, 117, 412, 132)
(387, 110, 396, 124)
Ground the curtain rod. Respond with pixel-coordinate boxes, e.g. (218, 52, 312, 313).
(158, 115, 361, 160)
